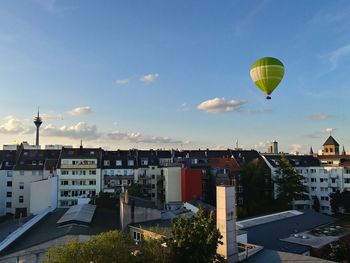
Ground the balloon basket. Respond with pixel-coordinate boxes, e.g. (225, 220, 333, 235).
(266, 96, 271, 100)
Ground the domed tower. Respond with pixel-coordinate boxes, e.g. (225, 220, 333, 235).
(34, 109, 42, 146)
(323, 136, 339, 155)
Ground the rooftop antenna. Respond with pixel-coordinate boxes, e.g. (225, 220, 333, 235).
(80, 139, 83, 149)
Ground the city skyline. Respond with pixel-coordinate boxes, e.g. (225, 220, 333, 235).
(0, 0, 349, 153)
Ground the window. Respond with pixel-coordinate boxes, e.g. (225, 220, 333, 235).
(346, 169, 350, 174)
(6, 192, 12, 197)
(62, 170, 69, 175)
(332, 179, 336, 183)
(116, 160, 122, 166)
(151, 174, 155, 179)
(330, 148, 333, 153)
(311, 178, 316, 183)
(19, 182, 24, 190)
(133, 231, 142, 241)
(19, 196, 24, 203)
(141, 158, 148, 165)
(128, 160, 134, 166)
(89, 180, 96, 185)
(238, 197, 243, 205)
(345, 179, 350, 184)
(320, 178, 327, 183)
(6, 202, 11, 208)
(32, 171, 39, 176)
(311, 187, 317, 191)
(7, 181, 12, 187)
(310, 169, 316, 173)
(104, 160, 110, 166)
(6, 171, 12, 177)
(20, 170, 24, 176)
(32, 161, 37, 165)
(152, 184, 155, 189)
(60, 180, 69, 185)
(89, 170, 96, 175)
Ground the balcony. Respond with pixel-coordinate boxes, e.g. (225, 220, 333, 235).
(60, 164, 97, 169)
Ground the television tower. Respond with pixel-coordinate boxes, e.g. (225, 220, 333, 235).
(34, 108, 42, 146)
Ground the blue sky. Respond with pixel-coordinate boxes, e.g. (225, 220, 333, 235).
(0, 0, 349, 153)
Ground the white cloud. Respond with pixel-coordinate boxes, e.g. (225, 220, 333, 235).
(68, 106, 92, 116)
(116, 79, 129, 85)
(290, 144, 302, 153)
(309, 113, 330, 121)
(178, 103, 189, 112)
(0, 116, 25, 134)
(326, 44, 350, 70)
(325, 127, 336, 134)
(41, 112, 63, 121)
(42, 122, 100, 140)
(197, 98, 246, 113)
(107, 131, 182, 144)
(140, 73, 159, 82)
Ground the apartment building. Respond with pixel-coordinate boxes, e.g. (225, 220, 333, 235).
(0, 150, 16, 216)
(102, 150, 136, 192)
(56, 147, 102, 207)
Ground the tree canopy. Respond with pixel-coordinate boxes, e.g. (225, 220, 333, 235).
(330, 190, 350, 214)
(168, 208, 224, 263)
(45, 208, 224, 263)
(239, 159, 274, 217)
(274, 154, 308, 209)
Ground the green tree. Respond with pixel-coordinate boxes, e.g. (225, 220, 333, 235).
(135, 239, 171, 263)
(45, 231, 135, 263)
(330, 190, 350, 214)
(168, 208, 224, 263)
(274, 154, 308, 209)
(239, 159, 274, 217)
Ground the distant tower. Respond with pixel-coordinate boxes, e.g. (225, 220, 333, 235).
(216, 185, 238, 263)
(268, 140, 278, 154)
(342, 146, 346, 155)
(33, 109, 42, 146)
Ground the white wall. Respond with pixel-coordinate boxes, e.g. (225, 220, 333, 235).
(163, 167, 181, 203)
(30, 177, 58, 215)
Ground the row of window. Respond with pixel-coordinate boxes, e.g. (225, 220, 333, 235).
(104, 160, 135, 166)
(60, 200, 78, 206)
(61, 160, 96, 165)
(60, 180, 96, 186)
(61, 170, 96, 175)
(19, 170, 43, 176)
(60, 190, 96, 197)
(309, 178, 337, 183)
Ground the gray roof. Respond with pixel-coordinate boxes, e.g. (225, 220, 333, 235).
(57, 204, 96, 225)
(0, 208, 119, 256)
(323, 136, 339, 146)
(246, 249, 334, 263)
(242, 210, 336, 254)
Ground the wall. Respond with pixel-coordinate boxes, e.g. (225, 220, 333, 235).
(30, 177, 57, 215)
(181, 168, 202, 202)
(120, 196, 161, 231)
(163, 167, 181, 203)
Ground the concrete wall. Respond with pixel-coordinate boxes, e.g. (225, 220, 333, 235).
(216, 185, 238, 263)
(120, 196, 161, 231)
(163, 167, 181, 203)
(30, 177, 57, 215)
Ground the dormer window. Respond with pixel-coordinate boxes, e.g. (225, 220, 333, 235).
(116, 160, 122, 166)
(128, 160, 134, 166)
(104, 160, 110, 166)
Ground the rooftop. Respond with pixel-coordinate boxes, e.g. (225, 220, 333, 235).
(0, 208, 119, 256)
(240, 210, 336, 254)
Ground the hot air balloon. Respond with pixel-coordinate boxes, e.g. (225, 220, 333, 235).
(250, 57, 285, 99)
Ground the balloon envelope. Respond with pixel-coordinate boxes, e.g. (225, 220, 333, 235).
(250, 57, 284, 99)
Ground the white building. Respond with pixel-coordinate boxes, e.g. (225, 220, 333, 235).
(0, 151, 16, 216)
(56, 147, 102, 207)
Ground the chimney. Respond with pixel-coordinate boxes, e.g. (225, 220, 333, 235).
(216, 185, 238, 263)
